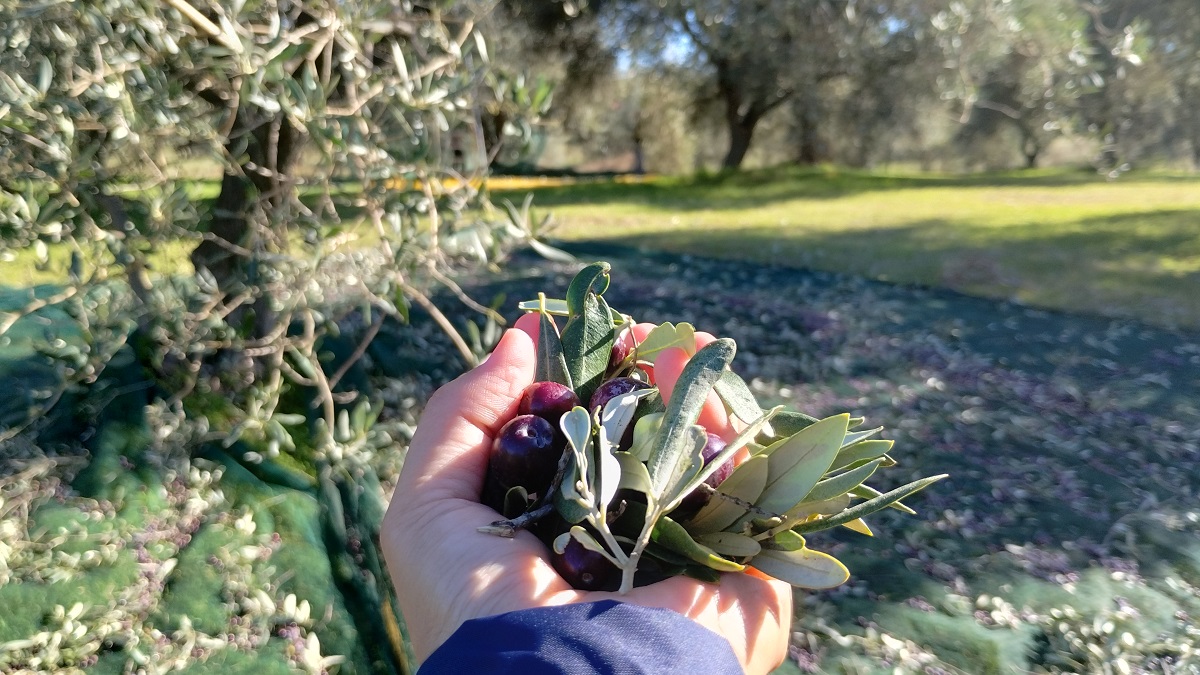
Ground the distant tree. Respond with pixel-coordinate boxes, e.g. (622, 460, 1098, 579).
(1078, 0, 1200, 169)
(932, 0, 1094, 169)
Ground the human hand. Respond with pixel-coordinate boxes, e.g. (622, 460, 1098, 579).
(380, 314, 793, 674)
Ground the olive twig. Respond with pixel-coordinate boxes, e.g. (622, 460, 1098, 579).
(477, 503, 555, 538)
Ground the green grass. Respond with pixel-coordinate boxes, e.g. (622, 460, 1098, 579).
(497, 166, 1200, 329)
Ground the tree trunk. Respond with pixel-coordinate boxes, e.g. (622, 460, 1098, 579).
(191, 108, 301, 337)
(1022, 133, 1040, 169)
(794, 99, 826, 166)
(723, 119, 756, 170)
(715, 59, 759, 171)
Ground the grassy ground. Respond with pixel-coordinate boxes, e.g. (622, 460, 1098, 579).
(493, 167, 1200, 330)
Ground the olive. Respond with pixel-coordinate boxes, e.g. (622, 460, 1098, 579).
(488, 414, 561, 497)
(518, 381, 580, 425)
(588, 376, 651, 413)
(669, 433, 733, 522)
(552, 536, 619, 591)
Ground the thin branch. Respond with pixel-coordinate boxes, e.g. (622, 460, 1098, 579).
(0, 287, 78, 336)
(162, 0, 242, 53)
(400, 281, 477, 367)
(326, 312, 384, 391)
(430, 267, 504, 324)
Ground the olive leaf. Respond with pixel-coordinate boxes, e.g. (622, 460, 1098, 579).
(519, 297, 569, 315)
(767, 529, 806, 551)
(792, 474, 948, 535)
(695, 531, 761, 558)
(536, 303, 572, 388)
(665, 406, 780, 511)
(566, 261, 611, 316)
(713, 369, 769, 429)
(842, 518, 873, 536)
(597, 392, 653, 515)
(765, 410, 819, 440)
(851, 483, 917, 515)
(802, 458, 885, 504)
(646, 338, 736, 499)
(595, 422, 623, 517)
(635, 322, 696, 362)
(503, 486, 531, 519)
(687, 454, 769, 535)
(753, 413, 849, 516)
(556, 406, 596, 523)
(750, 547, 850, 589)
(841, 426, 884, 447)
(613, 452, 654, 499)
(561, 293, 616, 405)
(830, 439, 895, 472)
(651, 516, 744, 572)
(628, 412, 663, 462)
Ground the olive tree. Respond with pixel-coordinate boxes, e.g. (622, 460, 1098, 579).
(0, 0, 547, 449)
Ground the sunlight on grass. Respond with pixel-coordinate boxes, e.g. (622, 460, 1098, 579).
(506, 168, 1200, 329)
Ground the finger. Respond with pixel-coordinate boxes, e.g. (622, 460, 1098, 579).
(395, 327, 536, 501)
(513, 311, 541, 349)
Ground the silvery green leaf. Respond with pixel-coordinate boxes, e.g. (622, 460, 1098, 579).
(556, 463, 591, 524)
(528, 237, 576, 263)
(555, 451, 592, 524)
(768, 410, 819, 439)
(503, 486, 530, 519)
(566, 261, 610, 316)
(536, 310, 572, 388)
(651, 517, 744, 572)
(600, 388, 657, 450)
(595, 418, 622, 515)
(778, 494, 851, 526)
(687, 454, 769, 535)
(569, 526, 616, 561)
(634, 322, 696, 362)
(829, 439, 894, 472)
(750, 548, 849, 589)
(647, 338, 736, 499)
(767, 530, 806, 552)
(850, 484, 917, 514)
(841, 427, 884, 447)
(553, 531, 572, 554)
(793, 474, 949, 534)
(519, 297, 569, 315)
(713, 369, 770, 431)
(802, 459, 884, 505)
(561, 293, 615, 405)
(628, 412, 663, 462)
(695, 532, 761, 558)
(754, 414, 849, 516)
(613, 452, 654, 500)
(667, 406, 781, 510)
(561, 406, 594, 486)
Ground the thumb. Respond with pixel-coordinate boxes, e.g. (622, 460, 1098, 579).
(397, 326, 537, 500)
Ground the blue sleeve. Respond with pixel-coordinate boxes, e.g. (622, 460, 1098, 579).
(417, 600, 744, 674)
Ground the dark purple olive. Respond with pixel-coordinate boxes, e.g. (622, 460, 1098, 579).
(518, 381, 580, 424)
(607, 334, 634, 373)
(552, 536, 619, 591)
(588, 376, 651, 413)
(588, 376, 652, 451)
(669, 433, 733, 522)
(488, 414, 561, 496)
